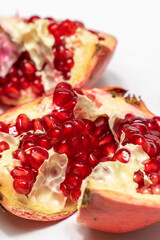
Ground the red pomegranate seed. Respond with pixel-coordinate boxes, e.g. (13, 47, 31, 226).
(60, 182, 69, 196)
(117, 123, 129, 139)
(146, 142, 158, 157)
(42, 115, 59, 130)
(146, 119, 157, 131)
(124, 113, 135, 121)
(48, 23, 59, 40)
(144, 159, 160, 174)
(129, 134, 150, 153)
(70, 188, 81, 203)
(0, 121, 9, 133)
(28, 147, 49, 170)
(47, 126, 63, 146)
(131, 123, 148, 135)
(11, 166, 34, 183)
(13, 179, 31, 194)
(20, 76, 30, 89)
(151, 185, 160, 194)
(10, 76, 19, 85)
(13, 149, 29, 167)
(0, 141, 10, 153)
(90, 134, 99, 149)
(21, 139, 36, 150)
(83, 119, 94, 134)
(52, 109, 73, 122)
(72, 136, 82, 153)
(94, 117, 109, 136)
(63, 71, 71, 80)
(5, 83, 20, 99)
(72, 162, 91, 177)
(21, 132, 37, 142)
(82, 134, 92, 152)
(74, 149, 88, 161)
(154, 116, 160, 131)
(74, 88, 84, 95)
(74, 21, 85, 28)
(112, 148, 130, 163)
(16, 114, 30, 133)
(28, 16, 40, 23)
(102, 142, 117, 156)
(131, 117, 147, 124)
(73, 119, 85, 135)
(55, 82, 72, 90)
(58, 19, 77, 37)
(31, 118, 44, 132)
(99, 132, 113, 146)
(54, 140, 72, 157)
(55, 58, 74, 72)
(45, 17, 55, 22)
(62, 120, 77, 138)
(20, 60, 36, 76)
(133, 170, 144, 185)
(149, 173, 160, 185)
(63, 97, 77, 110)
(32, 79, 44, 96)
(37, 135, 51, 150)
(140, 186, 152, 194)
(53, 88, 75, 107)
(66, 174, 82, 189)
(123, 126, 141, 139)
(88, 150, 100, 167)
(56, 47, 74, 60)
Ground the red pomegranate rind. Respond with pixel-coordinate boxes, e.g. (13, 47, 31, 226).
(77, 188, 160, 233)
(0, 16, 117, 106)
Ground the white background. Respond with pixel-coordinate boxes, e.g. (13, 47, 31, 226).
(0, 0, 160, 239)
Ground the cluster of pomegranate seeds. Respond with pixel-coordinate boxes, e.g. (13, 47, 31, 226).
(0, 82, 119, 201)
(48, 19, 78, 80)
(0, 51, 44, 101)
(116, 114, 160, 194)
(27, 16, 79, 80)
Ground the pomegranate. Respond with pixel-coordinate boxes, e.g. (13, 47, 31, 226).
(0, 83, 160, 232)
(0, 15, 116, 106)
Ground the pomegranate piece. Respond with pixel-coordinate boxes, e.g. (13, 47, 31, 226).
(1, 84, 160, 230)
(0, 16, 116, 106)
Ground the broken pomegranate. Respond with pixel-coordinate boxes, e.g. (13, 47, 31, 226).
(0, 15, 116, 106)
(0, 83, 160, 232)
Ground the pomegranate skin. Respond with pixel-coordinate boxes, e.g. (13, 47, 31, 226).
(1, 194, 76, 221)
(77, 188, 160, 233)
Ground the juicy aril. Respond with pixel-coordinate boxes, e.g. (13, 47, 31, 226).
(0, 83, 160, 232)
(0, 15, 116, 106)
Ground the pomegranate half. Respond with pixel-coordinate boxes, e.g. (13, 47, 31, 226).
(0, 15, 116, 106)
(0, 83, 160, 231)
